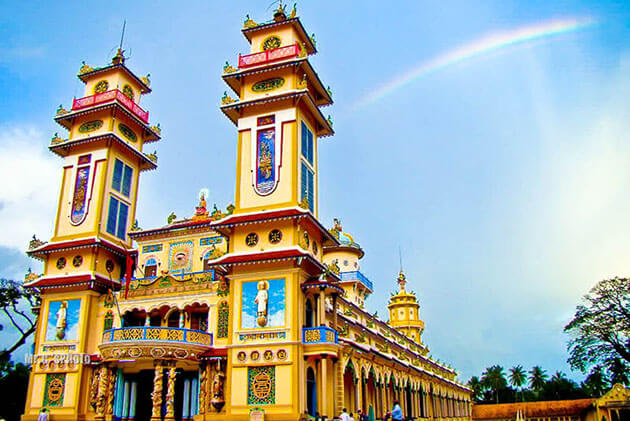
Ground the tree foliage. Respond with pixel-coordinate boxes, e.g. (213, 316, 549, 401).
(0, 279, 40, 361)
(481, 365, 507, 403)
(564, 277, 630, 383)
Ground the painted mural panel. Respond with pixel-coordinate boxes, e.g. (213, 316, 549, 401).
(255, 128, 276, 195)
(70, 166, 90, 224)
(241, 278, 285, 329)
(45, 299, 81, 341)
(43, 373, 66, 407)
(168, 240, 193, 272)
(247, 366, 275, 405)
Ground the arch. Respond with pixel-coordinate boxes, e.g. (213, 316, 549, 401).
(343, 359, 357, 413)
(306, 367, 317, 417)
(142, 256, 159, 277)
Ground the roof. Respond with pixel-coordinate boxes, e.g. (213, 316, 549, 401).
(129, 218, 216, 239)
(210, 207, 340, 246)
(472, 399, 596, 419)
(78, 63, 152, 93)
(24, 272, 120, 291)
(27, 237, 134, 260)
(242, 17, 316, 55)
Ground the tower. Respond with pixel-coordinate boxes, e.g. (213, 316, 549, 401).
(388, 270, 425, 343)
(221, 4, 333, 216)
(23, 49, 160, 420)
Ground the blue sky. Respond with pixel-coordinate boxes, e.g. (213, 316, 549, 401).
(1, 0, 630, 381)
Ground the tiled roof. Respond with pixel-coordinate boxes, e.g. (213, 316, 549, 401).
(472, 399, 595, 419)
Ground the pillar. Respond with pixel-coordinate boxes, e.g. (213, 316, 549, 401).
(129, 381, 137, 420)
(122, 381, 130, 420)
(183, 378, 191, 420)
(113, 371, 124, 419)
(355, 377, 361, 414)
(151, 363, 163, 421)
(191, 375, 199, 416)
(318, 289, 326, 325)
(165, 366, 177, 420)
(320, 357, 328, 418)
(332, 294, 338, 329)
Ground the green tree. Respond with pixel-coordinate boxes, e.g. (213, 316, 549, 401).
(581, 366, 608, 397)
(606, 358, 629, 386)
(481, 365, 507, 403)
(467, 376, 484, 402)
(564, 277, 630, 374)
(529, 366, 548, 392)
(509, 365, 527, 402)
(0, 279, 40, 361)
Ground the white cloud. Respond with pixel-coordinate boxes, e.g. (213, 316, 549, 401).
(0, 126, 58, 251)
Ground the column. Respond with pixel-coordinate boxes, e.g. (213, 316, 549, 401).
(320, 358, 328, 418)
(96, 365, 109, 420)
(191, 375, 199, 416)
(319, 289, 326, 325)
(165, 366, 177, 420)
(183, 378, 191, 420)
(332, 294, 338, 329)
(122, 381, 130, 420)
(354, 377, 360, 414)
(151, 362, 163, 421)
(113, 371, 125, 419)
(129, 381, 137, 420)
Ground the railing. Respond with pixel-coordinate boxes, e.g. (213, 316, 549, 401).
(102, 327, 213, 347)
(302, 326, 338, 345)
(238, 43, 300, 69)
(339, 271, 374, 291)
(71, 89, 149, 123)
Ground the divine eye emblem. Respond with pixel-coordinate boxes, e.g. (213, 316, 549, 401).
(262, 35, 281, 51)
(175, 252, 187, 264)
(268, 229, 282, 244)
(56, 257, 66, 269)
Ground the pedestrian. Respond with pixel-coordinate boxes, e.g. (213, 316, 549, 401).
(38, 409, 49, 421)
(356, 408, 367, 421)
(339, 407, 351, 421)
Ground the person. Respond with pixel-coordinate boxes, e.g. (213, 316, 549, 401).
(356, 408, 367, 421)
(339, 408, 351, 421)
(38, 409, 49, 421)
(391, 401, 403, 421)
(349, 412, 354, 421)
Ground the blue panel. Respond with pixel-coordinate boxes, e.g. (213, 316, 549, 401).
(121, 164, 133, 197)
(106, 197, 119, 235)
(116, 202, 129, 240)
(112, 159, 123, 192)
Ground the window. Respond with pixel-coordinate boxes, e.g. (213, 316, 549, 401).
(301, 121, 314, 165)
(300, 161, 314, 212)
(111, 158, 133, 197)
(106, 196, 129, 240)
(144, 258, 157, 277)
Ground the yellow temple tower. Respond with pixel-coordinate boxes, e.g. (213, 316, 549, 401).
(22, 5, 473, 421)
(23, 49, 160, 420)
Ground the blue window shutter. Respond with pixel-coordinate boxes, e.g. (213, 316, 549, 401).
(307, 129, 314, 164)
(116, 202, 129, 239)
(307, 168, 314, 211)
(301, 161, 308, 202)
(301, 122, 307, 160)
(112, 159, 123, 192)
(122, 164, 133, 197)
(106, 197, 119, 235)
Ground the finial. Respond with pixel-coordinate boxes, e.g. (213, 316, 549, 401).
(274, 1, 287, 22)
(289, 3, 297, 19)
(397, 269, 407, 291)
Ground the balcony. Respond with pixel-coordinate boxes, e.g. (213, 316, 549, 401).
(71, 89, 149, 123)
(339, 271, 373, 291)
(302, 326, 338, 345)
(238, 43, 300, 69)
(99, 327, 213, 361)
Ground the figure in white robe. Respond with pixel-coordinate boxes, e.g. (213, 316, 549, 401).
(55, 301, 68, 340)
(254, 281, 269, 327)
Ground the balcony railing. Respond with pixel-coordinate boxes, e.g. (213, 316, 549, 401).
(339, 271, 374, 291)
(303, 326, 338, 345)
(102, 327, 213, 347)
(71, 89, 149, 123)
(238, 43, 300, 69)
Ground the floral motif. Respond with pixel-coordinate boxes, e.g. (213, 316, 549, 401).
(247, 366, 275, 405)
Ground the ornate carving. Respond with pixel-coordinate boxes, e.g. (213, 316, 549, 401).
(289, 3, 297, 19)
(327, 259, 341, 276)
(243, 14, 258, 29)
(298, 43, 307, 58)
(89, 367, 99, 409)
(141, 74, 151, 87)
(167, 212, 177, 224)
(106, 368, 116, 414)
(150, 123, 161, 135)
(130, 219, 141, 232)
(95, 365, 108, 417)
(221, 91, 237, 105)
(50, 132, 64, 145)
(223, 61, 237, 74)
(78, 61, 94, 75)
(24, 268, 41, 283)
(210, 359, 226, 411)
(199, 364, 207, 414)
(151, 364, 163, 419)
(297, 74, 307, 90)
(145, 150, 158, 163)
(56, 104, 69, 116)
(298, 197, 310, 210)
(165, 366, 176, 417)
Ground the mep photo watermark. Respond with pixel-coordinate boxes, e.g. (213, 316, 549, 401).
(24, 353, 92, 365)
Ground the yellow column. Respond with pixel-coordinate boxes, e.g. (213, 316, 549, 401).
(95, 365, 109, 420)
(319, 289, 326, 325)
(321, 357, 328, 418)
(165, 365, 177, 420)
(151, 362, 163, 421)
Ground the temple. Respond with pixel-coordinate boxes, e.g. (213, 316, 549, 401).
(22, 4, 472, 421)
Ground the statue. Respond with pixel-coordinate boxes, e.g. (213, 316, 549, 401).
(254, 280, 269, 327)
(141, 73, 151, 87)
(289, 3, 297, 19)
(55, 301, 68, 340)
(167, 212, 177, 224)
(195, 192, 208, 216)
(210, 360, 225, 411)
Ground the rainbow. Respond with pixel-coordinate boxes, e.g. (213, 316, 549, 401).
(353, 17, 597, 109)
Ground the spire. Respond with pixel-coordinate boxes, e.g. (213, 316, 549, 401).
(397, 269, 407, 292)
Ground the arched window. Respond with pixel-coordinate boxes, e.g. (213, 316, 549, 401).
(306, 367, 317, 416)
(144, 258, 158, 277)
(217, 301, 229, 338)
(167, 309, 180, 328)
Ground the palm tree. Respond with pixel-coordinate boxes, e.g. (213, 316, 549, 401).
(529, 366, 547, 392)
(482, 365, 507, 403)
(467, 376, 484, 402)
(509, 365, 526, 402)
(551, 371, 567, 382)
(582, 366, 608, 397)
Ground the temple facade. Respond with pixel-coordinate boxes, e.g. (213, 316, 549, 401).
(23, 4, 472, 421)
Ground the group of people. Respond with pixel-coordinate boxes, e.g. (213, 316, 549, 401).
(338, 400, 404, 421)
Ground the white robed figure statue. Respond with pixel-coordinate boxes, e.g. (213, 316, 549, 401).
(254, 280, 269, 327)
(55, 300, 68, 340)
